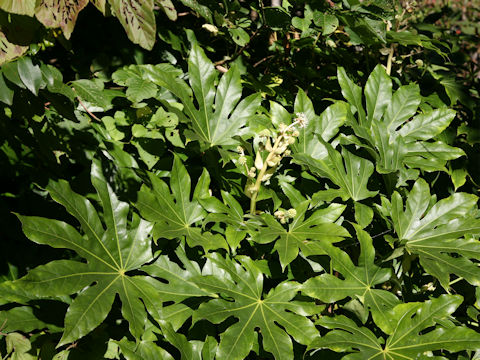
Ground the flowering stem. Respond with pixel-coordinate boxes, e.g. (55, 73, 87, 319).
(249, 134, 284, 214)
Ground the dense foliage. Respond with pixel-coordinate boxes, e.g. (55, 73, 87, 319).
(0, 0, 479, 359)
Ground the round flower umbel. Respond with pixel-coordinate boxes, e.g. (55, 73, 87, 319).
(240, 113, 308, 214)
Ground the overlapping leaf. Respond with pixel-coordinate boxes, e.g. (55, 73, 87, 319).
(251, 201, 350, 269)
(142, 43, 261, 148)
(136, 154, 228, 251)
(11, 159, 156, 346)
(338, 65, 464, 174)
(310, 295, 480, 359)
(294, 141, 378, 201)
(192, 254, 320, 360)
(389, 178, 480, 288)
(302, 226, 400, 330)
(288, 89, 347, 159)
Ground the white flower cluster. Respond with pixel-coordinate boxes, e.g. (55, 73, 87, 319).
(274, 208, 297, 224)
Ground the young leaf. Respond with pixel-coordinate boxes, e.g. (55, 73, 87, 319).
(302, 226, 400, 330)
(310, 295, 480, 358)
(13, 159, 156, 347)
(193, 254, 320, 360)
(142, 43, 261, 148)
(390, 178, 480, 288)
(251, 201, 349, 270)
(136, 154, 228, 251)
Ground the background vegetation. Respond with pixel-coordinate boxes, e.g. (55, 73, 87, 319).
(0, 0, 479, 359)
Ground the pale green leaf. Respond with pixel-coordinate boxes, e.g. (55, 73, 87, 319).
(0, 0, 35, 16)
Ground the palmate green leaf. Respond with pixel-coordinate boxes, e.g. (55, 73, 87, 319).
(200, 191, 248, 252)
(338, 65, 463, 174)
(142, 43, 261, 148)
(0, 306, 60, 333)
(136, 154, 228, 251)
(108, 0, 156, 50)
(11, 159, 158, 347)
(310, 295, 480, 359)
(390, 178, 480, 288)
(251, 201, 349, 270)
(192, 254, 321, 360)
(302, 226, 400, 331)
(294, 141, 378, 201)
(35, 0, 89, 39)
(140, 244, 214, 330)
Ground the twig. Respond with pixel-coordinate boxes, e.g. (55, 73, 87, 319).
(73, 87, 102, 122)
(253, 55, 274, 67)
(215, 29, 261, 66)
(371, 229, 392, 239)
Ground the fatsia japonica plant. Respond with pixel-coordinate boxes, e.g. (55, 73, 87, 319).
(1, 19, 480, 360)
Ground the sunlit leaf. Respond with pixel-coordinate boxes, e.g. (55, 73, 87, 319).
(193, 254, 320, 360)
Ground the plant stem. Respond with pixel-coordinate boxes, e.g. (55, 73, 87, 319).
(249, 135, 283, 214)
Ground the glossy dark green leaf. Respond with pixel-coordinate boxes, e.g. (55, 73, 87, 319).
(339, 66, 463, 173)
(390, 178, 480, 288)
(294, 142, 378, 201)
(251, 201, 349, 269)
(311, 295, 480, 358)
(193, 254, 320, 360)
(142, 43, 261, 148)
(0, 71, 14, 105)
(12, 159, 157, 347)
(302, 226, 399, 329)
(17, 57, 44, 96)
(136, 154, 228, 251)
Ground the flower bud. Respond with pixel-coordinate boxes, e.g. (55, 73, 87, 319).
(255, 151, 263, 170)
(286, 208, 297, 218)
(238, 156, 247, 165)
(265, 137, 273, 152)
